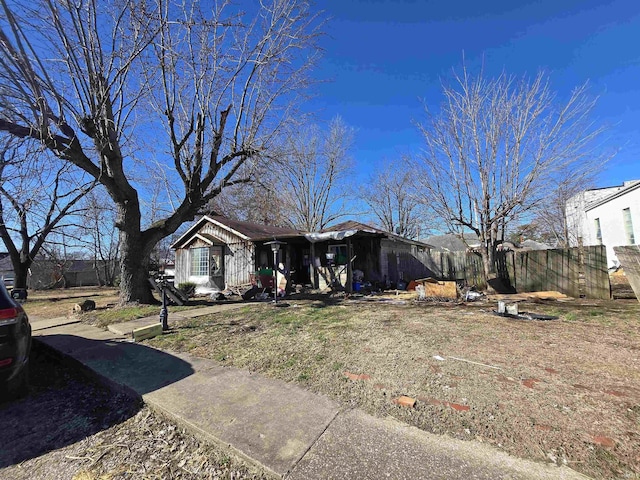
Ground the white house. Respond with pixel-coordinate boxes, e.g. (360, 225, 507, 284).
(566, 180, 640, 267)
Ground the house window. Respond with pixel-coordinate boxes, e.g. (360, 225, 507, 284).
(190, 247, 209, 276)
(594, 218, 602, 245)
(328, 244, 348, 265)
(623, 208, 635, 244)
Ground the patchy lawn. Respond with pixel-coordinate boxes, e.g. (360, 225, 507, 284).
(21, 287, 208, 326)
(23, 287, 121, 319)
(146, 295, 640, 480)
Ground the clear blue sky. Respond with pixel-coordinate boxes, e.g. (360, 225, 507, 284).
(308, 0, 640, 188)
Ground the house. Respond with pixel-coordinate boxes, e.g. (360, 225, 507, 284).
(171, 216, 434, 292)
(0, 255, 115, 289)
(424, 233, 481, 252)
(171, 215, 306, 293)
(566, 180, 640, 267)
(308, 221, 434, 289)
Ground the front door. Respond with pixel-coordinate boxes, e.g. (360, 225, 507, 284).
(210, 246, 224, 290)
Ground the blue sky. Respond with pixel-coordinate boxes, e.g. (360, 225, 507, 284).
(308, 0, 640, 187)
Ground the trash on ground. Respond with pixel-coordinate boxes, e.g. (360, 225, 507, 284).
(409, 278, 458, 299)
(447, 355, 502, 370)
(493, 310, 559, 321)
(491, 291, 573, 302)
(497, 300, 520, 315)
(464, 289, 484, 302)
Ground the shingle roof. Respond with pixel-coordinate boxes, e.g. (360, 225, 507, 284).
(171, 215, 305, 249)
(207, 215, 303, 241)
(424, 233, 481, 252)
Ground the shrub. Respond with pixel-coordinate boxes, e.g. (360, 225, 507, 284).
(177, 282, 197, 297)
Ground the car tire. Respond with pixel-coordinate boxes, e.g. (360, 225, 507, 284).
(6, 362, 29, 400)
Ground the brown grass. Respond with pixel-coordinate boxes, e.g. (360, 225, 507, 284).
(146, 295, 640, 479)
(22, 287, 121, 319)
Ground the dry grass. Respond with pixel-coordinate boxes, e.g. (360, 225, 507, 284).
(22, 287, 121, 319)
(21, 287, 205, 326)
(0, 346, 268, 480)
(146, 295, 640, 479)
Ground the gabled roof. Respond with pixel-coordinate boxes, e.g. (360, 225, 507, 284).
(171, 215, 304, 249)
(321, 220, 382, 234)
(585, 179, 640, 211)
(424, 233, 481, 252)
(208, 215, 303, 240)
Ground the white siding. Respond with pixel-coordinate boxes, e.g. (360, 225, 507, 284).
(567, 182, 640, 267)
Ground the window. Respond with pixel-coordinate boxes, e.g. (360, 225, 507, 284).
(190, 247, 209, 276)
(594, 218, 602, 245)
(623, 208, 635, 244)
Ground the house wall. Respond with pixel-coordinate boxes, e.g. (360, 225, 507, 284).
(380, 239, 416, 283)
(585, 187, 640, 267)
(174, 222, 256, 289)
(567, 182, 640, 267)
(224, 242, 255, 286)
(566, 186, 624, 247)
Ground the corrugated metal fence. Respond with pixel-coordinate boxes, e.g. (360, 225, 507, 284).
(398, 245, 610, 299)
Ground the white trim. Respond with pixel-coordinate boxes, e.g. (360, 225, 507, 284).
(585, 181, 640, 211)
(171, 215, 250, 249)
(195, 233, 215, 245)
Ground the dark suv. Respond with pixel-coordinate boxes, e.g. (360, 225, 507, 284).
(0, 280, 31, 399)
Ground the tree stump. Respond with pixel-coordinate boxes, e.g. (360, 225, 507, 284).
(74, 299, 96, 313)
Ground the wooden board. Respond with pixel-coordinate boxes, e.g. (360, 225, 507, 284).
(613, 246, 640, 302)
(133, 323, 163, 342)
(417, 279, 457, 299)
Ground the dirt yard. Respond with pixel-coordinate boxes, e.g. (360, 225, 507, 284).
(23, 287, 121, 319)
(144, 294, 640, 480)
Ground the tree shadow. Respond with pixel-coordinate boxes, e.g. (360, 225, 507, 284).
(0, 344, 138, 468)
(36, 335, 195, 396)
(0, 337, 195, 468)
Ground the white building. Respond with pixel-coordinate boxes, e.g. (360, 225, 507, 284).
(566, 180, 640, 267)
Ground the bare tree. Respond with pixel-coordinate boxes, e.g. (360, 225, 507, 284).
(0, 137, 94, 289)
(361, 157, 427, 239)
(525, 164, 600, 247)
(209, 160, 289, 226)
(0, 0, 321, 302)
(76, 189, 120, 286)
(277, 116, 355, 230)
(417, 68, 607, 287)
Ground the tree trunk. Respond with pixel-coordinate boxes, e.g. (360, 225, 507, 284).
(12, 261, 30, 290)
(480, 240, 498, 293)
(116, 197, 157, 304)
(118, 230, 155, 304)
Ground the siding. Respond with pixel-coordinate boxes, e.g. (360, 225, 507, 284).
(567, 182, 640, 267)
(224, 242, 255, 286)
(380, 239, 416, 282)
(174, 222, 256, 287)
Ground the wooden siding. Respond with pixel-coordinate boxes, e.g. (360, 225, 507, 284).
(224, 242, 255, 286)
(175, 248, 189, 285)
(613, 245, 640, 301)
(174, 221, 256, 288)
(380, 239, 415, 282)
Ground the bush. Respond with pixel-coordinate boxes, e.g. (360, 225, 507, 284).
(177, 282, 196, 297)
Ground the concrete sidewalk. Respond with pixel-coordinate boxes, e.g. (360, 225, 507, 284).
(32, 310, 590, 479)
